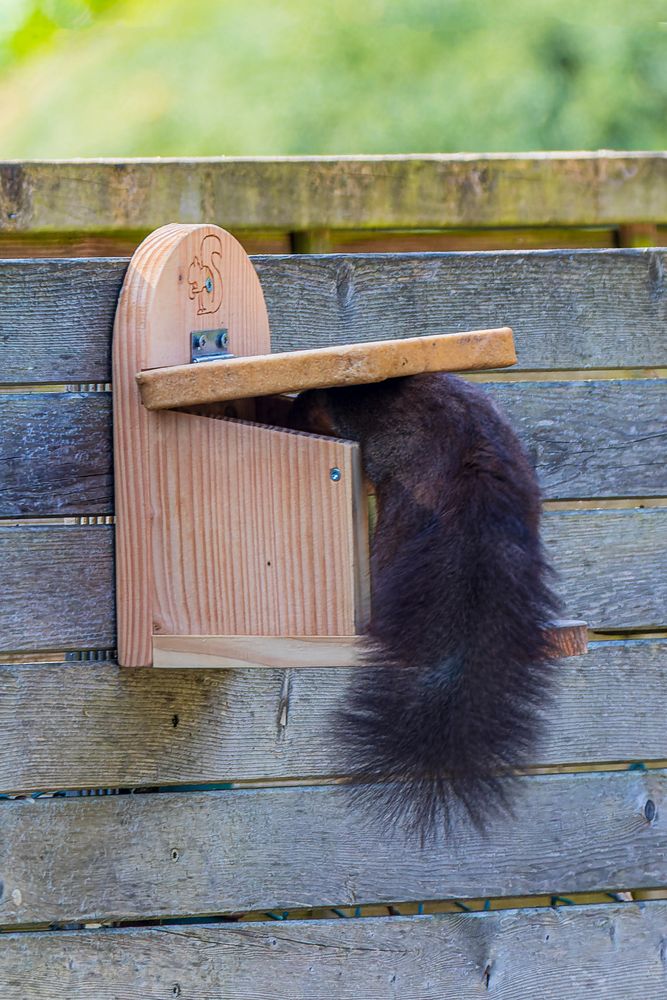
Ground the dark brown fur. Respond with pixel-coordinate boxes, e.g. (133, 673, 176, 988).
(290, 373, 560, 841)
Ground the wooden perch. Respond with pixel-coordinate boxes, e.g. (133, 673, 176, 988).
(152, 620, 588, 669)
(137, 328, 516, 411)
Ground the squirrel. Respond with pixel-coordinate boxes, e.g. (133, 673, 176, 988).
(289, 372, 560, 841)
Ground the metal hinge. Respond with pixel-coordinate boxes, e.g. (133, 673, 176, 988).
(190, 328, 234, 363)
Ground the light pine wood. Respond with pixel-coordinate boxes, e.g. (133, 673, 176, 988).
(112, 224, 272, 665)
(0, 640, 663, 793)
(150, 412, 369, 642)
(2, 903, 666, 1000)
(1, 769, 664, 925)
(153, 634, 363, 668)
(137, 328, 517, 410)
(152, 621, 586, 668)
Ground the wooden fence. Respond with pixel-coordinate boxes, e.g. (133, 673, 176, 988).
(1, 152, 666, 256)
(1, 154, 666, 998)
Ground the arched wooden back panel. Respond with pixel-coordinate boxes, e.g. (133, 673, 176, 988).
(112, 224, 370, 666)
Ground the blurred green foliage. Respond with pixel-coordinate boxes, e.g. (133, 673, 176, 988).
(0, 0, 665, 155)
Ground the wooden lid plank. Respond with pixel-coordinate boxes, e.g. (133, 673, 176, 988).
(137, 327, 516, 411)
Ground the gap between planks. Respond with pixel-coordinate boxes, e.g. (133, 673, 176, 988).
(2, 368, 666, 395)
(3, 498, 667, 529)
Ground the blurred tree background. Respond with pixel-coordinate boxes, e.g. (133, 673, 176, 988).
(0, 0, 665, 156)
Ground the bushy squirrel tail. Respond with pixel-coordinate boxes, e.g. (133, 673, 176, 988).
(336, 495, 559, 839)
(291, 374, 561, 841)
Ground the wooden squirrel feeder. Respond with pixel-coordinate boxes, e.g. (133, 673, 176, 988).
(113, 223, 587, 668)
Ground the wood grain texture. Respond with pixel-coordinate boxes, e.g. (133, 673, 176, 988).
(2, 380, 664, 516)
(2, 903, 666, 999)
(254, 251, 667, 372)
(0, 640, 662, 793)
(150, 412, 368, 642)
(489, 379, 667, 500)
(0, 392, 113, 515)
(2, 251, 667, 383)
(0, 900, 665, 999)
(112, 224, 272, 665)
(137, 329, 517, 410)
(544, 620, 588, 657)
(1, 509, 664, 651)
(2, 154, 666, 232)
(153, 634, 364, 668)
(0, 524, 114, 651)
(1, 769, 665, 924)
(152, 621, 586, 669)
(0, 259, 126, 383)
(541, 508, 667, 629)
(112, 227, 170, 667)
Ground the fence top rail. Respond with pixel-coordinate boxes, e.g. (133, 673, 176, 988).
(1, 152, 666, 233)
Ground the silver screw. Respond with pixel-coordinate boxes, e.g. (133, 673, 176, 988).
(330, 467, 341, 482)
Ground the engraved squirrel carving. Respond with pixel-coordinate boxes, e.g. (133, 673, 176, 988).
(290, 373, 560, 840)
(187, 234, 223, 315)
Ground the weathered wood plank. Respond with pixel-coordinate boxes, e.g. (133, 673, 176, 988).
(0, 525, 114, 651)
(0, 259, 125, 383)
(2, 380, 665, 515)
(1, 510, 664, 650)
(617, 223, 660, 248)
(0, 393, 112, 515)
(0, 641, 663, 793)
(5, 222, 650, 262)
(543, 509, 666, 629)
(2, 251, 667, 383)
(2, 154, 666, 232)
(2, 903, 666, 1000)
(254, 251, 667, 371)
(1, 769, 665, 924)
(491, 380, 667, 499)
